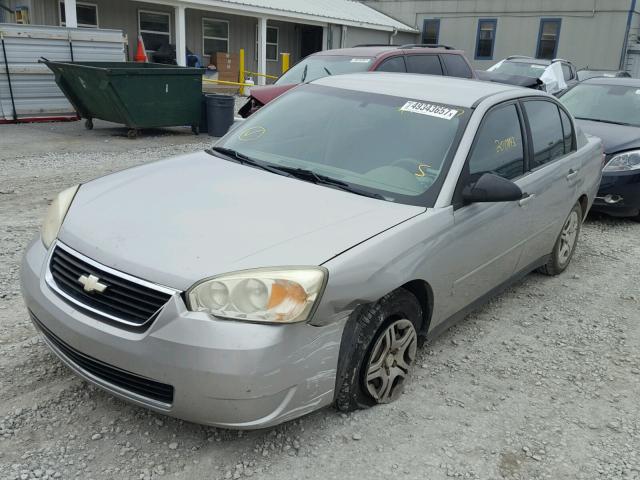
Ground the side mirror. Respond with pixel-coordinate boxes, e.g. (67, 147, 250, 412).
(462, 173, 523, 204)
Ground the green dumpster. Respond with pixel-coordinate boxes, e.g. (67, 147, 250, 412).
(42, 60, 205, 138)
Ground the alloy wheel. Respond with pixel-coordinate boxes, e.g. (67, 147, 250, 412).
(365, 318, 417, 403)
(558, 210, 580, 265)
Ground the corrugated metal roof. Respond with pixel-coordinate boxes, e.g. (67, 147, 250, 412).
(188, 0, 417, 32)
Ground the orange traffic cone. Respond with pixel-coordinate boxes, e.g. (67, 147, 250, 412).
(134, 35, 147, 62)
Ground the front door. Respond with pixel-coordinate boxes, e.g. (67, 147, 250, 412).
(438, 102, 531, 319)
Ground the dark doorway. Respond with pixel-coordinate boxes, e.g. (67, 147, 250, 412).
(300, 25, 323, 58)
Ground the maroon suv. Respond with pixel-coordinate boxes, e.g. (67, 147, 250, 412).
(239, 44, 476, 117)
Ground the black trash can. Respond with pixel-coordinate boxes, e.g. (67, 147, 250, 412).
(206, 94, 235, 137)
(200, 94, 208, 134)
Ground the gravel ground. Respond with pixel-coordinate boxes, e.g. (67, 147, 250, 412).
(1, 120, 639, 480)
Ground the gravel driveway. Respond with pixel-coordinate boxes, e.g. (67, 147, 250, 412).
(1, 120, 639, 480)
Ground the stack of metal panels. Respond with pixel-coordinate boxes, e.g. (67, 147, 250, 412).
(0, 24, 126, 122)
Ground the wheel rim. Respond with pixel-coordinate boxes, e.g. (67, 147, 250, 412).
(365, 318, 417, 403)
(557, 210, 580, 265)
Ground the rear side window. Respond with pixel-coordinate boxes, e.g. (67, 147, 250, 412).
(441, 54, 473, 78)
(376, 56, 407, 73)
(469, 104, 524, 180)
(405, 55, 443, 75)
(561, 63, 573, 81)
(524, 100, 565, 169)
(559, 108, 574, 153)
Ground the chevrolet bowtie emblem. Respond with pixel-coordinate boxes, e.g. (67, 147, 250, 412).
(78, 274, 108, 293)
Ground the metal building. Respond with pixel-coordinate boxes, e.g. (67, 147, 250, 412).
(363, 0, 640, 75)
(1, 0, 417, 82)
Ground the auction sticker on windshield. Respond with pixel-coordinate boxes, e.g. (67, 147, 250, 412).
(399, 101, 459, 120)
(350, 58, 371, 63)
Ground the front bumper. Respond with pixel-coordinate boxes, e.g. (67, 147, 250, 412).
(21, 238, 344, 429)
(591, 170, 640, 217)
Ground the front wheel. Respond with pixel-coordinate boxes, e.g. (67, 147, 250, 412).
(335, 289, 422, 412)
(539, 202, 583, 276)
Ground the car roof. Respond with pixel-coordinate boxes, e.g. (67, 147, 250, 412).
(312, 46, 464, 59)
(581, 77, 640, 87)
(312, 72, 538, 108)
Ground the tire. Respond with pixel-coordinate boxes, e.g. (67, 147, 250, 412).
(538, 202, 583, 276)
(84, 118, 93, 130)
(335, 288, 422, 412)
(191, 124, 200, 135)
(127, 129, 138, 139)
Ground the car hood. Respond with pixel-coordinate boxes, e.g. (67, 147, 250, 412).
(59, 151, 423, 291)
(575, 119, 640, 154)
(249, 84, 296, 104)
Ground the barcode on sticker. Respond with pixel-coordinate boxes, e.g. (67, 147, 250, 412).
(399, 101, 459, 120)
(350, 58, 371, 63)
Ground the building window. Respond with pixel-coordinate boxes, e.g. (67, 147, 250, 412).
(138, 10, 171, 52)
(59, 1, 98, 28)
(255, 25, 279, 61)
(536, 19, 561, 59)
(475, 19, 497, 60)
(422, 19, 440, 45)
(203, 18, 229, 58)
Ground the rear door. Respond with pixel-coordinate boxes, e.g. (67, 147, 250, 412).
(514, 98, 580, 270)
(405, 54, 444, 76)
(440, 54, 474, 79)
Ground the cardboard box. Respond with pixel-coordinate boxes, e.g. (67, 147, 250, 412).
(218, 71, 238, 83)
(216, 52, 239, 73)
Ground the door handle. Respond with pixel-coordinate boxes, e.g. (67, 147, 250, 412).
(518, 193, 536, 207)
(566, 169, 579, 180)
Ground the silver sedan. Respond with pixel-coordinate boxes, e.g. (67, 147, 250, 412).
(21, 73, 603, 429)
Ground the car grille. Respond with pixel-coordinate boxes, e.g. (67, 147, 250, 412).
(48, 243, 174, 330)
(31, 311, 174, 405)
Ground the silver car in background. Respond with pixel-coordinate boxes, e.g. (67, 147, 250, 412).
(21, 73, 603, 429)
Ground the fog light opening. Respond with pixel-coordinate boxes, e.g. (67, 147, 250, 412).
(604, 194, 623, 204)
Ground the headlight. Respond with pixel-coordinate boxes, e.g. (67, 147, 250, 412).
(604, 150, 640, 172)
(41, 185, 80, 249)
(187, 267, 327, 324)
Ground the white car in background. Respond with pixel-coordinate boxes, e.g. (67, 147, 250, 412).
(481, 56, 578, 95)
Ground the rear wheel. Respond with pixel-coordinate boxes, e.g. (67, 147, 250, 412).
(335, 289, 422, 411)
(539, 202, 582, 276)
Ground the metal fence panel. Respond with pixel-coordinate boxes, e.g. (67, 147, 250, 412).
(0, 24, 126, 121)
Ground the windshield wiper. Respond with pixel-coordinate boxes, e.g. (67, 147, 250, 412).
(323, 67, 332, 76)
(270, 166, 385, 200)
(301, 64, 308, 83)
(574, 117, 634, 126)
(208, 147, 291, 176)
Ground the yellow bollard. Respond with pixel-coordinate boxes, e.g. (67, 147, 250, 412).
(239, 48, 245, 96)
(281, 52, 290, 73)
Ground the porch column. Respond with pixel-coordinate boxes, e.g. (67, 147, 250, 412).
(340, 25, 347, 48)
(64, 0, 78, 28)
(257, 17, 267, 85)
(322, 25, 328, 51)
(175, 5, 186, 67)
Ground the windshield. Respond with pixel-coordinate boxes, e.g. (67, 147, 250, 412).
(560, 83, 640, 127)
(275, 55, 374, 85)
(489, 60, 548, 78)
(216, 84, 468, 206)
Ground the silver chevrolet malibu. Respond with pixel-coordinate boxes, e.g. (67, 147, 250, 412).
(21, 73, 603, 429)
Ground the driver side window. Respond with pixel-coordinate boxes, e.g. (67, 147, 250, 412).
(469, 104, 524, 180)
